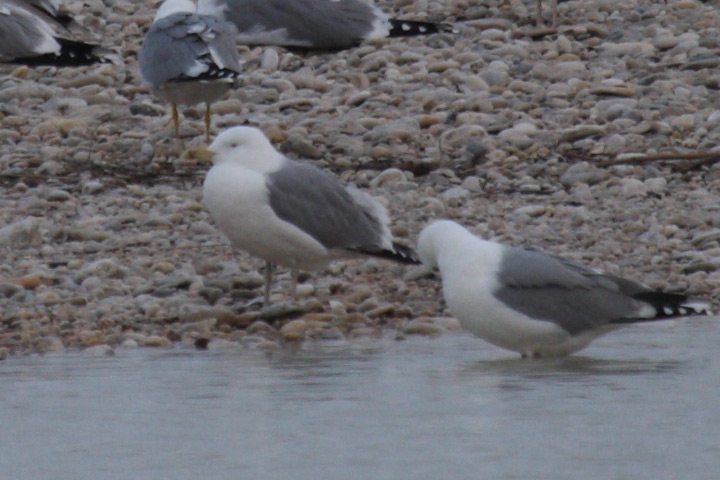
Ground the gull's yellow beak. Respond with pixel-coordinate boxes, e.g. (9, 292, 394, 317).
(182, 146, 216, 163)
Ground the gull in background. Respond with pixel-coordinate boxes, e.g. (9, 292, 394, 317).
(187, 125, 419, 304)
(418, 220, 713, 358)
(200, 0, 456, 50)
(0, 0, 107, 65)
(138, 0, 242, 141)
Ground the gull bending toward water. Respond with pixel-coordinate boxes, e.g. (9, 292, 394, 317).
(418, 220, 713, 358)
(201, 0, 456, 50)
(138, 0, 242, 141)
(0, 0, 107, 65)
(187, 125, 419, 304)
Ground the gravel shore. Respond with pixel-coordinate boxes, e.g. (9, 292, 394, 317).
(2, 0, 720, 357)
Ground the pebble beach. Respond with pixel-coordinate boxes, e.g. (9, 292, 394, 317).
(2, 0, 720, 358)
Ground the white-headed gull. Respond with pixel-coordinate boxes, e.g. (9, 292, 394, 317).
(187, 125, 419, 303)
(418, 219, 713, 357)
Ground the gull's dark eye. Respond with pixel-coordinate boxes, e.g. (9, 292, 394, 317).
(230, 143, 238, 148)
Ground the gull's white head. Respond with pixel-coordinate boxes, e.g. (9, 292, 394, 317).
(207, 126, 284, 172)
(154, 0, 196, 21)
(417, 220, 453, 268)
(417, 220, 473, 269)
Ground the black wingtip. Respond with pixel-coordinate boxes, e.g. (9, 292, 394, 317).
(632, 291, 713, 319)
(387, 19, 457, 38)
(54, 13, 74, 29)
(13, 38, 110, 66)
(353, 242, 421, 265)
(390, 242, 422, 265)
(177, 66, 240, 83)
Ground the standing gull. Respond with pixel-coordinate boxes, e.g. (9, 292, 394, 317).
(0, 0, 107, 65)
(138, 0, 242, 142)
(200, 0, 456, 50)
(187, 125, 419, 304)
(418, 220, 713, 358)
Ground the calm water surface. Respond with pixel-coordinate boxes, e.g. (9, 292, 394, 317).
(2, 317, 720, 480)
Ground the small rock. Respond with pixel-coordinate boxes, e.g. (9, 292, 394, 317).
(560, 162, 609, 187)
(246, 320, 276, 334)
(260, 302, 304, 321)
(430, 317, 463, 330)
(345, 90, 372, 106)
(9, 274, 43, 289)
(43, 188, 72, 202)
(34, 337, 65, 354)
(0, 282, 25, 298)
(255, 340, 281, 350)
(621, 178, 647, 198)
(514, 205, 548, 217)
(74, 259, 128, 283)
(403, 320, 444, 336)
(296, 284, 315, 298)
(371, 168, 405, 187)
(644, 177, 668, 195)
(143, 335, 173, 347)
(282, 134, 323, 159)
(365, 303, 395, 318)
(120, 338, 139, 349)
(84, 344, 115, 356)
(691, 229, 720, 248)
(0, 218, 42, 248)
(560, 125, 606, 142)
(260, 48, 279, 71)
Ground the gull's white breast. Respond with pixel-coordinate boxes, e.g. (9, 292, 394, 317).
(438, 240, 600, 356)
(203, 162, 330, 269)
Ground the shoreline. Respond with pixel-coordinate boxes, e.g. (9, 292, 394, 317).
(2, 0, 720, 356)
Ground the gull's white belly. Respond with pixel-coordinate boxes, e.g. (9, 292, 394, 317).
(155, 80, 232, 106)
(444, 274, 603, 357)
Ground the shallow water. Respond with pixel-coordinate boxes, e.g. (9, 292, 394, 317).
(2, 317, 720, 480)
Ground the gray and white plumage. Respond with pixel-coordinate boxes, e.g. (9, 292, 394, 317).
(22, 0, 71, 27)
(418, 220, 713, 357)
(138, 0, 242, 140)
(194, 125, 418, 303)
(200, 0, 455, 50)
(0, 0, 106, 65)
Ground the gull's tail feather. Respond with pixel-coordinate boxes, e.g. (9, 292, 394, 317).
(177, 65, 240, 83)
(613, 291, 713, 324)
(387, 19, 457, 38)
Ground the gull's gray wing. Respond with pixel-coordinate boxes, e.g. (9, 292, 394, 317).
(1, 0, 107, 65)
(266, 160, 387, 252)
(0, 1, 58, 60)
(16, 0, 71, 27)
(494, 246, 654, 335)
(205, 0, 379, 49)
(138, 11, 240, 88)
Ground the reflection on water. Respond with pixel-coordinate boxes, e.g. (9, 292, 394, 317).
(1, 317, 719, 480)
(461, 354, 685, 380)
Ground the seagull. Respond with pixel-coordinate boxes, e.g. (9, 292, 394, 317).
(186, 125, 419, 304)
(0, 0, 107, 65)
(417, 220, 713, 358)
(138, 0, 242, 142)
(199, 0, 456, 50)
